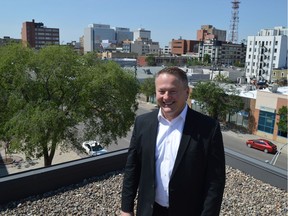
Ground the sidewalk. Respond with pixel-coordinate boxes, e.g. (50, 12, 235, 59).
(0, 146, 82, 177)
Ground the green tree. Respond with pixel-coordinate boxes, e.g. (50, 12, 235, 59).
(203, 54, 211, 64)
(214, 74, 232, 83)
(140, 77, 155, 102)
(145, 54, 156, 66)
(191, 81, 243, 120)
(0, 44, 139, 166)
(233, 61, 245, 68)
(0, 43, 33, 145)
(277, 106, 287, 137)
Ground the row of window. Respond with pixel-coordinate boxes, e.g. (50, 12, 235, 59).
(35, 32, 59, 36)
(247, 55, 277, 61)
(249, 40, 278, 46)
(248, 48, 278, 53)
(36, 37, 60, 40)
(35, 28, 59, 32)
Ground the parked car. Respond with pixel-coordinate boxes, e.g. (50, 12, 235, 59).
(82, 140, 108, 156)
(246, 139, 277, 154)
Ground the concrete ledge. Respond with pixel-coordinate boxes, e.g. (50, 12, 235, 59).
(225, 148, 287, 191)
(0, 148, 287, 205)
(0, 149, 128, 204)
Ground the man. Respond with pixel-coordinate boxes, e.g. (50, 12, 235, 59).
(121, 67, 226, 216)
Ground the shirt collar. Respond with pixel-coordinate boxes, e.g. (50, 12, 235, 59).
(157, 104, 188, 123)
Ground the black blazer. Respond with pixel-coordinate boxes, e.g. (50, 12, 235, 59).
(121, 107, 226, 216)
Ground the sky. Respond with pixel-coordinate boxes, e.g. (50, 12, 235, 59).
(1, 0, 287, 48)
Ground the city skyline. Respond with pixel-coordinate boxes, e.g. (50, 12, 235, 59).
(1, 0, 287, 48)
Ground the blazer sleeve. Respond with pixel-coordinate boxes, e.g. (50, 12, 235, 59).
(201, 121, 226, 216)
(121, 117, 141, 213)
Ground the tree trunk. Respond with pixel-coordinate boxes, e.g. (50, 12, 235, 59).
(43, 141, 56, 167)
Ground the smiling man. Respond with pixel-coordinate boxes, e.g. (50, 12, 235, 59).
(121, 66, 226, 216)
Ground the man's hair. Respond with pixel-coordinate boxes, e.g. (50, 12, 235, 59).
(156, 66, 188, 87)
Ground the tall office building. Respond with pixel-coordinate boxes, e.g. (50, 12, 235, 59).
(197, 25, 226, 42)
(114, 27, 133, 46)
(133, 28, 151, 41)
(84, 24, 134, 53)
(21, 19, 59, 49)
(84, 24, 115, 53)
(245, 26, 287, 83)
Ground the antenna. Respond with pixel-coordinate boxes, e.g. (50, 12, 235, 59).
(229, 0, 240, 43)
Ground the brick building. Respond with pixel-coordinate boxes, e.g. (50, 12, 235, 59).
(21, 19, 59, 49)
(171, 39, 199, 55)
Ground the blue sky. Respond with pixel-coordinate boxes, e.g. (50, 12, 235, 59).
(1, 0, 287, 48)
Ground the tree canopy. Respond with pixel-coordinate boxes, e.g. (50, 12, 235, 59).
(145, 54, 156, 66)
(191, 81, 243, 120)
(277, 106, 288, 137)
(140, 77, 155, 102)
(0, 44, 139, 166)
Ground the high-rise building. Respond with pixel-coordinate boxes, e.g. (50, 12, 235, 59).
(21, 19, 59, 49)
(84, 24, 115, 53)
(198, 39, 246, 66)
(83, 24, 134, 53)
(171, 39, 199, 55)
(114, 27, 133, 46)
(197, 25, 226, 42)
(133, 28, 151, 41)
(245, 26, 287, 83)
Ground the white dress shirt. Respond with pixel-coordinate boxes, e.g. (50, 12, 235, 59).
(155, 105, 188, 207)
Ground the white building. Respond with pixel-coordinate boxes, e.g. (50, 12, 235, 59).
(84, 24, 133, 53)
(122, 38, 160, 56)
(245, 26, 288, 83)
(133, 28, 151, 41)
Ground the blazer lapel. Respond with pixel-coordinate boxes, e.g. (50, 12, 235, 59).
(145, 110, 159, 176)
(170, 108, 196, 179)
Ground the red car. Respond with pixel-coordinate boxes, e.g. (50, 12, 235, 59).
(246, 139, 277, 154)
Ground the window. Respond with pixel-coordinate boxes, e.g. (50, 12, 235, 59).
(275, 41, 278, 45)
(258, 111, 275, 134)
(274, 48, 277, 53)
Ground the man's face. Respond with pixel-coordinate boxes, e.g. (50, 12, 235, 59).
(155, 73, 189, 121)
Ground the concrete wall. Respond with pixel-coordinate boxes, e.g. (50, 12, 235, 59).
(0, 150, 128, 204)
(0, 149, 286, 205)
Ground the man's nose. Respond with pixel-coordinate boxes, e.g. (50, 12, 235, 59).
(163, 91, 170, 99)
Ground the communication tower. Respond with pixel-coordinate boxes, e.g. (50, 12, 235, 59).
(229, 0, 240, 43)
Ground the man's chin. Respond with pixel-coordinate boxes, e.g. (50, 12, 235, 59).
(161, 106, 173, 113)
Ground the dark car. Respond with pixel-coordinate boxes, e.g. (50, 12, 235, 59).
(246, 139, 277, 154)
